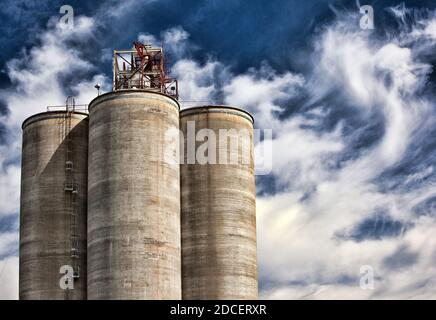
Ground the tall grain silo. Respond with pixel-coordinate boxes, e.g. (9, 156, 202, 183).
(20, 109, 88, 300)
(87, 90, 180, 299)
(87, 42, 181, 299)
(180, 106, 258, 300)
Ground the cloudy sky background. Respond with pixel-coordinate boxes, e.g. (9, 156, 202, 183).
(1, 0, 436, 299)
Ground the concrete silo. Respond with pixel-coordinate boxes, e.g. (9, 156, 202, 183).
(180, 106, 258, 300)
(87, 90, 181, 299)
(20, 110, 88, 300)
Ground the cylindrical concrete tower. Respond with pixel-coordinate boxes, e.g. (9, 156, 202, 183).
(87, 90, 181, 300)
(180, 106, 258, 300)
(20, 111, 88, 300)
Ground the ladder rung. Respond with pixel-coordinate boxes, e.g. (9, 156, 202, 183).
(73, 268, 80, 278)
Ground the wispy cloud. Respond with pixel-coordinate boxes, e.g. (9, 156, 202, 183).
(1, 1, 436, 300)
(148, 6, 436, 298)
(255, 6, 436, 299)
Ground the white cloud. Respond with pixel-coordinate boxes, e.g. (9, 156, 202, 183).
(0, 233, 19, 300)
(145, 18, 436, 299)
(162, 27, 191, 59)
(138, 32, 159, 47)
(254, 9, 436, 299)
(224, 64, 304, 129)
(0, 164, 20, 217)
(139, 27, 192, 59)
(99, 0, 158, 19)
(0, 15, 110, 299)
(0, 232, 18, 257)
(0, 16, 108, 220)
(1, 5, 436, 300)
(0, 256, 18, 300)
(4, 16, 99, 128)
(172, 58, 230, 107)
(72, 74, 111, 104)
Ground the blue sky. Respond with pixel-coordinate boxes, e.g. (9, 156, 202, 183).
(1, 0, 436, 299)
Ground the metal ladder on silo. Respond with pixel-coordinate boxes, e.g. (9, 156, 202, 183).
(64, 96, 80, 281)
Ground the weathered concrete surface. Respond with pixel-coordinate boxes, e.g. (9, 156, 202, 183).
(87, 90, 181, 300)
(180, 106, 258, 300)
(20, 111, 88, 300)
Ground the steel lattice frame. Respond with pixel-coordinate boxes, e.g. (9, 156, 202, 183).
(113, 42, 178, 99)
